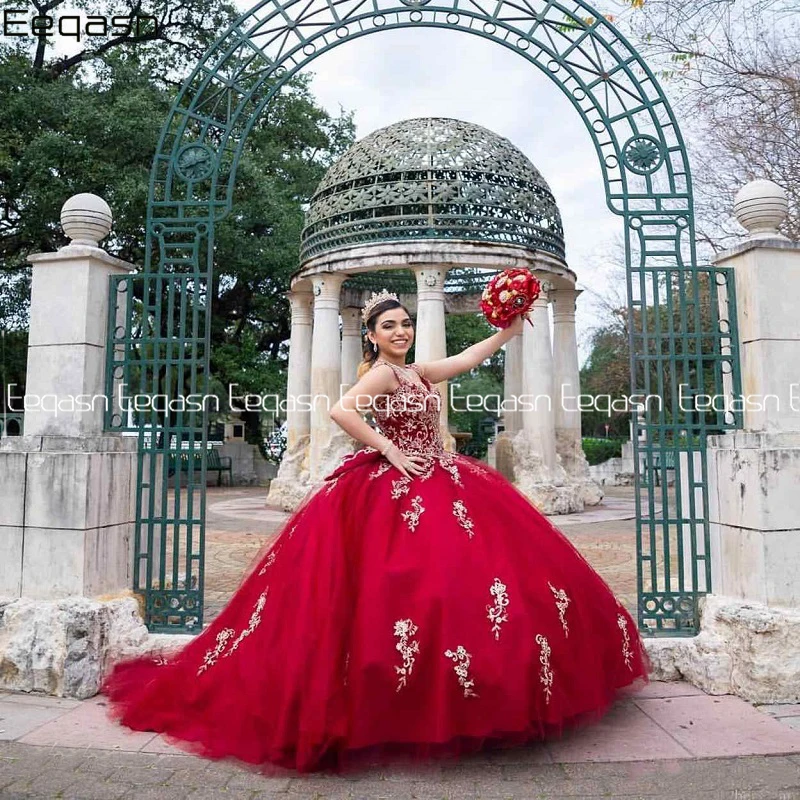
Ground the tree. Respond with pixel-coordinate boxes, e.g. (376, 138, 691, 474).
(0, 10, 356, 427)
(624, 0, 799, 250)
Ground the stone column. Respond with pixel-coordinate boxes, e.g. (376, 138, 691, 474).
(495, 331, 523, 482)
(521, 282, 557, 469)
(503, 333, 523, 436)
(309, 272, 352, 481)
(266, 286, 313, 510)
(551, 288, 602, 505)
(341, 307, 363, 392)
(708, 180, 800, 607)
(0, 194, 142, 698)
(412, 266, 455, 451)
(551, 287, 582, 452)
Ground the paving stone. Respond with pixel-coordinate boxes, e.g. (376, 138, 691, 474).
(121, 786, 193, 800)
(107, 764, 177, 786)
(0, 701, 73, 740)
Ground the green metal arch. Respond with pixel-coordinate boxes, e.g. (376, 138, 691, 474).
(119, 0, 744, 634)
(147, 0, 693, 254)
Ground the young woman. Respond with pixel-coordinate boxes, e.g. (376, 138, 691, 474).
(103, 290, 648, 774)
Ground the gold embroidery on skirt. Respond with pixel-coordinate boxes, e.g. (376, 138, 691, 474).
(487, 578, 510, 640)
(617, 614, 634, 670)
(548, 582, 571, 638)
(452, 499, 475, 538)
(535, 633, 553, 704)
(401, 495, 425, 531)
(197, 627, 235, 675)
(444, 645, 478, 698)
(394, 619, 420, 691)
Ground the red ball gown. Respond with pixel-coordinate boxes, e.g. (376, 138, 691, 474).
(103, 357, 649, 774)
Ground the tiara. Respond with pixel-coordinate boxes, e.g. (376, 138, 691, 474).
(361, 289, 399, 324)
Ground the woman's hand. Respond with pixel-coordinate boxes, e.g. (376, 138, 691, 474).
(383, 443, 428, 478)
(507, 311, 532, 336)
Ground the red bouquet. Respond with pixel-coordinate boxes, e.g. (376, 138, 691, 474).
(480, 268, 540, 329)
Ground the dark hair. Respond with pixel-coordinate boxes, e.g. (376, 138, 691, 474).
(356, 298, 413, 380)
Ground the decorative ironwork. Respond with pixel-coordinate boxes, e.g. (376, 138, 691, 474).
(300, 118, 565, 263)
(107, 0, 744, 634)
(175, 143, 216, 182)
(622, 135, 664, 175)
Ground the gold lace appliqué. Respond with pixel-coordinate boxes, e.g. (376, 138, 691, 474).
(548, 582, 571, 638)
(452, 499, 475, 538)
(487, 578, 509, 640)
(394, 619, 420, 691)
(618, 613, 634, 670)
(369, 461, 392, 480)
(197, 627, 235, 675)
(221, 590, 268, 659)
(444, 646, 478, 698)
(257, 549, 278, 577)
(401, 495, 425, 531)
(535, 633, 553, 704)
(391, 475, 411, 499)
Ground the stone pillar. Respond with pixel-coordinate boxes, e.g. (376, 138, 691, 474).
(708, 180, 800, 607)
(511, 281, 582, 514)
(648, 180, 800, 704)
(308, 272, 353, 482)
(495, 331, 523, 482)
(503, 333, 523, 436)
(412, 266, 455, 451)
(0, 193, 137, 600)
(266, 286, 313, 510)
(521, 282, 557, 469)
(0, 194, 143, 698)
(341, 307, 363, 392)
(552, 287, 602, 506)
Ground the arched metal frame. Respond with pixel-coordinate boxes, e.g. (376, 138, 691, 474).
(105, 0, 742, 633)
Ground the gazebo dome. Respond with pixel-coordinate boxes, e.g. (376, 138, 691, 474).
(299, 117, 565, 265)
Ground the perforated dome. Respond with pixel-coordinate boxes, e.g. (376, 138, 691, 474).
(299, 117, 565, 264)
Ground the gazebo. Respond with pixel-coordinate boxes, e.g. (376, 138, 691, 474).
(267, 117, 601, 513)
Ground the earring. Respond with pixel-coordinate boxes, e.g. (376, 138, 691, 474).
(372, 341, 377, 353)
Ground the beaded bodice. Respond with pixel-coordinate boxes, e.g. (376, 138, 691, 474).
(370, 358, 446, 457)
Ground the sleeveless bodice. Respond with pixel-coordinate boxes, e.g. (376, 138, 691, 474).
(370, 358, 446, 458)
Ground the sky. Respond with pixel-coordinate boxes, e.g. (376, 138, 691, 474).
(293, 25, 631, 360)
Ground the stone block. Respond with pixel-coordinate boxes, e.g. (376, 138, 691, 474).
(646, 595, 800, 704)
(0, 527, 23, 598)
(20, 524, 134, 600)
(0, 451, 27, 526)
(23, 343, 106, 436)
(0, 595, 149, 698)
(708, 433, 800, 531)
(25, 450, 136, 531)
(20, 528, 85, 598)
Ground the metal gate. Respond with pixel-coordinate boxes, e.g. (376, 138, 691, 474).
(104, 0, 742, 633)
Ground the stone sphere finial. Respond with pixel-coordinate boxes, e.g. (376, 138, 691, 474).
(733, 179, 789, 241)
(60, 193, 113, 247)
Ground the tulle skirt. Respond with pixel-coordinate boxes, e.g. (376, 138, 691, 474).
(103, 448, 649, 774)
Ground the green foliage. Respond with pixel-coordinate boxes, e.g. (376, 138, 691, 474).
(448, 369, 503, 460)
(581, 437, 624, 466)
(0, 14, 356, 432)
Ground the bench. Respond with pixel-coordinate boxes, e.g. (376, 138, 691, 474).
(167, 449, 233, 486)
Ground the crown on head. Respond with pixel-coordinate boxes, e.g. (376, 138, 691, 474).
(361, 289, 400, 324)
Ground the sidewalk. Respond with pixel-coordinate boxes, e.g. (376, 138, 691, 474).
(2, 681, 800, 799)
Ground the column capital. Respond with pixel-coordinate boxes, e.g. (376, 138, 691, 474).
(412, 265, 449, 296)
(285, 288, 314, 324)
(311, 272, 345, 309)
(341, 306, 362, 336)
(533, 279, 554, 306)
(551, 287, 582, 322)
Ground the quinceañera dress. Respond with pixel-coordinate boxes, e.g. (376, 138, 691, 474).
(103, 357, 649, 773)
